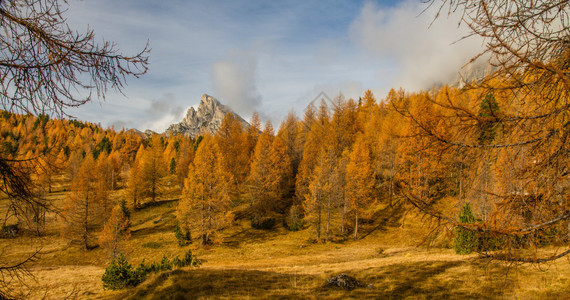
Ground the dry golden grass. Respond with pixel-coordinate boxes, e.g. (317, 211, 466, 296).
(2, 186, 570, 299)
(121, 243, 570, 300)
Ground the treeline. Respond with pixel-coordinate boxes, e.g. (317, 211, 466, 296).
(175, 82, 568, 248)
(1, 81, 566, 253)
(0, 111, 145, 250)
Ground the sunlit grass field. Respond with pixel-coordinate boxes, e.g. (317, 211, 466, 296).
(2, 177, 570, 299)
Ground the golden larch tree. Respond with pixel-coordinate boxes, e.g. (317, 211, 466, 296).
(216, 113, 249, 197)
(180, 135, 231, 245)
(346, 134, 375, 240)
(98, 202, 130, 259)
(248, 121, 276, 221)
(267, 135, 293, 213)
(94, 153, 112, 218)
(125, 144, 145, 209)
(244, 111, 262, 160)
(62, 155, 102, 250)
(175, 137, 195, 188)
(140, 136, 166, 203)
(304, 148, 331, 242)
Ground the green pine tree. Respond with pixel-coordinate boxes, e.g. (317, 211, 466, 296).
(454, 203, 479, 254)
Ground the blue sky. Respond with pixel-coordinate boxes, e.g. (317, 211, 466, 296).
(65, 0, 484, 131)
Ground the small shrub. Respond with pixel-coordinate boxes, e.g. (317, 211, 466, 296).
(133, 259, 152, 281)
(284, 218, 305, 231)
(102, 251, 202, 289)
(284, 205, 305, 231)
(120, 199, 131, 227)
(174, 224, 191, 246)
(171, 256, 183, 268)
(179, 249, 202, 267)
(159, 255, 173, 271)
(101, 254, 141, 290)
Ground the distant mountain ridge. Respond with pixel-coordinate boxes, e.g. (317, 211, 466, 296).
(165, 94, 249, 137)
(452, 62, 495, 88)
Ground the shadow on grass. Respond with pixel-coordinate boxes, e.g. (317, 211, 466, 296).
(123, 268, 317, 300)
(121, 259, 512, 299)
(137, 198, 180, 210)
(359, 201, 406, 240)
(130, 199, 179, 237)
(222, 226, 287, 248)
(346, 260, 510, 299)
(131, 218, 176, 237)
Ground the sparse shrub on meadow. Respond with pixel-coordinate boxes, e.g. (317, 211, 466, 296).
(102, 249, 202, 290)
(174, 224, 191, 246)
(101, 254, 142, 290)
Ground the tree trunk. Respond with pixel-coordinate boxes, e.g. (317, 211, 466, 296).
(567, 221, 570, 241)
(326, 197, 331, 242)
(133, 186, 138, 210)
(151, 178, 156, 202)
(316, 196, 321, 242)
(341, 199, 346, 234)
(201, 202, 207, 246)
(207, 199, 212, 243)
(389, 153, 395, 207)
(353, 209, 358, 240)
(83, 195, 89, 251)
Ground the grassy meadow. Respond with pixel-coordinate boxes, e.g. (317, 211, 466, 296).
(2, 175, 570, 299)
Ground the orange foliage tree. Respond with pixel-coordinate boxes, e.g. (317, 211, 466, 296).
(179, 135, 231, 245)
(62, 155, 103, 250)
(98, 202, 130, 259)
(346, 134, 375, 240)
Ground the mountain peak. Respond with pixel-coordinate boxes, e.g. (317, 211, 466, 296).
(200, 94, 218, 109)
(165, 94, 249, 137)
(201, 93, 217, 103)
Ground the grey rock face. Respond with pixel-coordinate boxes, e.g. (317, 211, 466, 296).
(452, 62, 495, 88)
(144, 129, 157, 137)
(165, 94, 249, 137)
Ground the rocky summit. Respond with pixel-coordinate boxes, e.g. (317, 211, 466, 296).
(165, 94, 249, 137)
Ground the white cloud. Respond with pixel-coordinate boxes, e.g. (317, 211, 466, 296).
(147, 93, 184, 120)
(139, 93, 187, 132)
(142, 113, 179, 133)
(61, 0, 488, 132)
(349, 1, 485, 92)
(211, 50, 262, 117)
